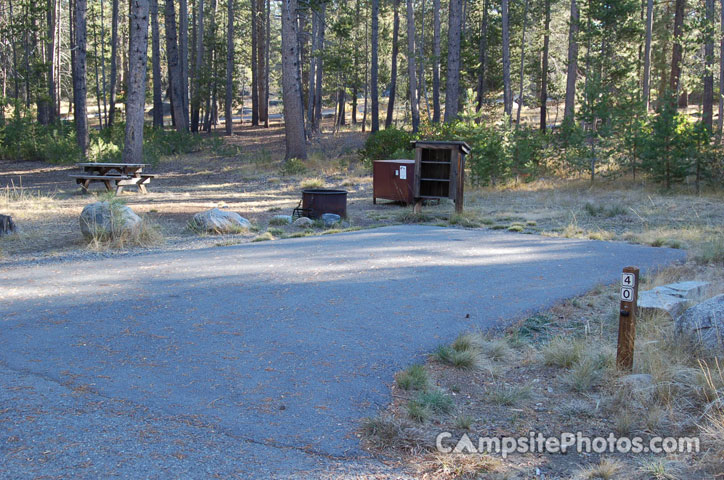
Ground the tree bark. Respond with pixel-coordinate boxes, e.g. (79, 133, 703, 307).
(444, 0, 463, 122)
(281, 0, 307, 160)
(108, 0, 119, 125)
(476, 0, 488, 113)
(72, 0, 89, 158)
(719, 0, 724, 135)
(203, 0, 218, 132)
(225, 0, 234, 135)
(250, 0, 258, 126)
(703, 0, 714, 129)
(123, 0, 150, 164)
(180, 0, 189, 124)
(516, 0, 529, 126)
(563, 0, 578, 122)
(669, 0, 685, 97)
(151, 0, 163, 127)
(47, 0, 57, 124)
(540, 0, 550, 131)
(165, 0, 189, 131)
(370, 0, 379, 131)
(501, 0, 512, 118)
(432, 0, 441, 121)
(386, 0, 401, 128)
(313, 2, 325, 133)
(256, 0, 268, 126)
(642, 0, 653, 110)
(406, 0, 419, 132)
(191, 0, 204, 131)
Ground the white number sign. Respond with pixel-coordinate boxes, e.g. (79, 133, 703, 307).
(400, 166, 407, 180)
(621, 286, 634, 302)
(622, 273, 635, 287)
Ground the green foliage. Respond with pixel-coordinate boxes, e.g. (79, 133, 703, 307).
(280, 158, 307, 175)
(0, 115, 79, 163)
(0, 114, 204, 165)
(361, 127, 413, 161)
(641, 100, 697, 188)
(396, 364, 429, 391)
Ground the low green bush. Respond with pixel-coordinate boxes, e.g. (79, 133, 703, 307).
(361, 126, 413, 160)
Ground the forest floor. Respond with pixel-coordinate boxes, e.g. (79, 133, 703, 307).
(2, 123, 724, 478)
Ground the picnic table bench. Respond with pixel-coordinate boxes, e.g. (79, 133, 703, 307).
(70, 163, 155, 194)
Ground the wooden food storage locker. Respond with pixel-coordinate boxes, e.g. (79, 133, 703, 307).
(373, 159, 415, 205)
(412, 140, 471, 213)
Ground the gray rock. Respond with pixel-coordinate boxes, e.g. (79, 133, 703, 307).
(638, 281, 710, 319)
(675, 294, 724, 352)
(638, 290, 688, 318)
(191, 208, 251, 234)
(0, 214, 16, 236)
(656, 281, 709, 300)
(321, 213, 341, 227)
(293, 216, 313, 228)
(269, 214, 293, 226)
(80, 202, 142, 239)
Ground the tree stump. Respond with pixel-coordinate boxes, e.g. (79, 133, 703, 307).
(0, 214, 16, 236)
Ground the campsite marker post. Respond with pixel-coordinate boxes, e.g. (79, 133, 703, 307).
(616, 266, 639, 371)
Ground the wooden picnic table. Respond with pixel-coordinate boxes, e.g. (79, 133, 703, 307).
(70, 162, 155, 194)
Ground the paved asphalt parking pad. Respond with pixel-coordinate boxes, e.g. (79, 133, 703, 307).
(0, 225, 685, 478)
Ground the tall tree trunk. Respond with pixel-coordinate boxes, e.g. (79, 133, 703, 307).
(563, 0, 578, 122)
(151, 0, 163, 127)
(72, 0, 89, 158)
(92, 17, 103, 129)
(165, 0, 189, 131)
(99, 0, 109, 127)
(313, 2, 325, 133)
(108, 0, 119, 125)
(191, 0, 204, 131)
(515, 0, 529, 126)
(386, 0, 400, 128)
(540, 0, 550, 131)
(225, 0, 234, 135)
(250, 0, 258, 126)
(406, 0, 419, 132)
(669, 0, 685, 98)
(256, 0, 268, 125)
(123, 0, 150, 164)
(501, 0, 512, 118)
(307, 8, 317, 127)
(281, 0, 307, 160)
(476, 0, 488, 113)
(432, 0, 441, 122)
(703, 0, 714, 129)
(180, 0, 189, 124)
(264, 0, 270, 127)
(719, 0, 724, 135)
(47, 0, 57, 123)
(204, 0, 218, 132)
(444, 0, 462, 122)
(370, 0, 379, 131)
(642, 0, 653, 110)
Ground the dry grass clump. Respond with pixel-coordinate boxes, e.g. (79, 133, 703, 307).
(299, 177, 325, 189)
(543, 336, 584, 368)
(396, 364, 429, 391)
(360, 415, 427, 450)
(574, 457, 627, 480)
(420, 453, 504, 480)
(86, 217, 164, 250)
(485, 383, 531, 406)
(252, 232, 274, 242)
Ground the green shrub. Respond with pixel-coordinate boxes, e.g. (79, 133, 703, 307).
(280, 158, 307, 175)
(0, 116, 79, 163)
(396, 364, 429, 391)
(361, 127, 413, 160)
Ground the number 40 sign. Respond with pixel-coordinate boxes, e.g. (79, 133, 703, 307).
(621, 272, 636, 302)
